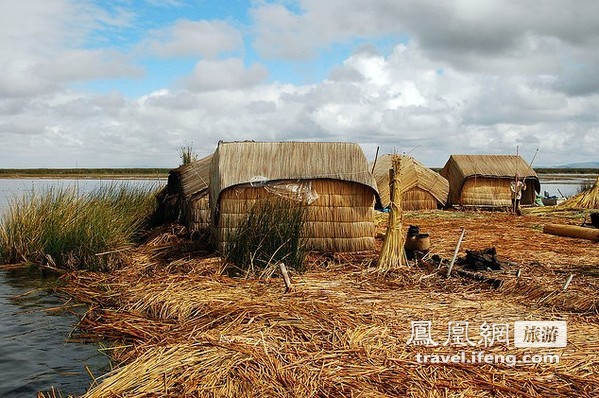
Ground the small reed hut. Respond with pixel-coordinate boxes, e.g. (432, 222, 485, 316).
(440, 155, 540, 208)
(162, 153, 213, 232)
(209, 141, 381, 252)
(371, 154, 449, 210)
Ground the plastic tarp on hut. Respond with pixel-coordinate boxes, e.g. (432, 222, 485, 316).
(371, 154, 449, 210)
(209, 141, 381, 252)
(440, 155, 540, 208)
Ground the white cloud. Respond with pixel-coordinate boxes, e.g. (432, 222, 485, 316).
(181, 58, 268, 92)
(0, 1, 139, 99)
(1, 1, 599, 168)
(141, 19, 243, 58)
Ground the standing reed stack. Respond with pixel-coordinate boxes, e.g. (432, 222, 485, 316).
(377, 155, 405, 272)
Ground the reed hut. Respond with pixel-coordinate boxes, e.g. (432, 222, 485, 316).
(371, 154, 449, 210)
(440, 155, 540, 208)
(162, 154, 213, 232)
(209, 141, 380, 252)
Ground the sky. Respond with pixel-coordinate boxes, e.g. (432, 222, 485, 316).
(1, 0, 598, 168)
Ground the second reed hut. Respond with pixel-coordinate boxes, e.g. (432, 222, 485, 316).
(371, 154, 449, 210)
(209, 141, 380, 252)
(440, 155, 540, 208)
(163, 153, 213, 232)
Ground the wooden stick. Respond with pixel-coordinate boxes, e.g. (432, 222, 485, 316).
(370, 146, 380, 174)
(446, 227, 465, 278)
(456, 269, 503, 289)
(279, 262, 292, 293)
(562, 274, 574, 291)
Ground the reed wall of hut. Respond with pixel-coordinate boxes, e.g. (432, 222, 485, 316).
(440, 155, 540, 208)
(371, 154, 449, 210)
(164, 153, 213, 232)
(210, 141, 380, 252)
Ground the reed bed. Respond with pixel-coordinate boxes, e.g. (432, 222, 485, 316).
(55, 210, 599, 397)
(0, 184, 158, 271)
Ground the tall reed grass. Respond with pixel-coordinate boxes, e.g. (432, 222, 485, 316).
(0, 184, 158, 271)
(224, 199, 306, 275)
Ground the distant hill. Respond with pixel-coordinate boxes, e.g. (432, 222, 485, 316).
(555, 161, 599, 168)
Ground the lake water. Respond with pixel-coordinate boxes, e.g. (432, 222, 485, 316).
(0, 177, 165, 397)
(536, 174, 596, 198)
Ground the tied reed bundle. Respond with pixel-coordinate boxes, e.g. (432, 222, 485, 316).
(377, 155, 405, 272)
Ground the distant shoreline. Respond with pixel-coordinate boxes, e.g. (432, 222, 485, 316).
(0, 168, 170, 179)
(1, 167, 597, 179)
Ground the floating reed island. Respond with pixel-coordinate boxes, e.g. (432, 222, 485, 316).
(9, 144, 596, 397)
(46, 208, 598, 398)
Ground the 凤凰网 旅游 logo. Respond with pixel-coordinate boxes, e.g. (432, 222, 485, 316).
(406, 320, 566, 348)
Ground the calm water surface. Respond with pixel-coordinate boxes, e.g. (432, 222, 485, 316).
(536, 174, 596, 198)
(0, 178, 164, 397)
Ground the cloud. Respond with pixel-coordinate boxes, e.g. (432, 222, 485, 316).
(0, 1, 139, 99)
(181, 58, 268, 92)
(2, 1, 599, 168)
(251, 0, 599, 76)
(141, 19, 243, 58)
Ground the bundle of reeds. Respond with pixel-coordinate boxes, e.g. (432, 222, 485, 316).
(377, 155, 405, 272)
(558, 176, 599, 209)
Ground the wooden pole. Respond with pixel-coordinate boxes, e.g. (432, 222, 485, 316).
(371, 146, 380, 174)
(279, 263, 292, 293)
(446, 227, 465, 278)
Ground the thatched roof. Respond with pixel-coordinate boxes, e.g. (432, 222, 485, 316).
(169, 153, 213, 200)
(371, 154, 449, 207)
(440, 154, 540, 193)
(210, 141, 380, 203)
(558, 176, 599, 209)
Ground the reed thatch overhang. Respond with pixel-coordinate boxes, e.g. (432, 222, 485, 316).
(167, 153, 213, 201)
(160, 154, 214, 230)
(209, 141, 380, 212)
(440, 154, 541, 205)
(371, 154, 449, 208)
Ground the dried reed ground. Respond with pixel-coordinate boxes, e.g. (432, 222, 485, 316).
(56, 210, 598, 398)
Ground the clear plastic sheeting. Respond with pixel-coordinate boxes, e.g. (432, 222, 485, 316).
(262, 180, 320, 204)
(249, 176, 269, 185)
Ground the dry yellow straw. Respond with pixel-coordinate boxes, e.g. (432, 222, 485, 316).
(376, 155, 405, 272)
(560, 175, 599, 209)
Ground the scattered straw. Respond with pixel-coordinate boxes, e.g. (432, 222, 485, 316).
(51, 210, 599, 397)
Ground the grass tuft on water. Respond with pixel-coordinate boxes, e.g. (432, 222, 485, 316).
(0, 184, 159, 271)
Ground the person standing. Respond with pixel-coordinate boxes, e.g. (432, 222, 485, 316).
(510, 173, 527, 215)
